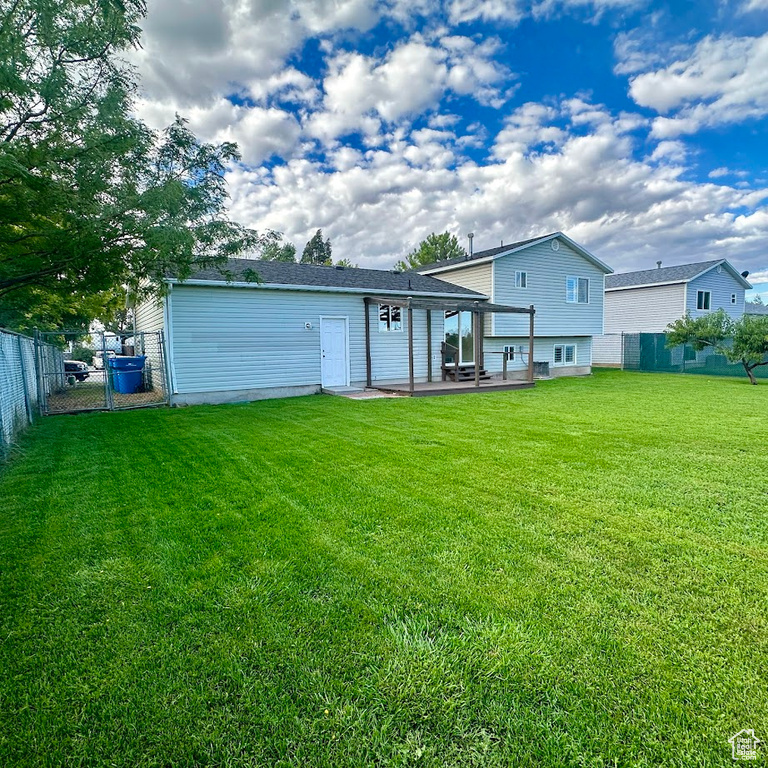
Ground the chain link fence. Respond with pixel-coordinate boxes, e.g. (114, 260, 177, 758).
(36, 330, 168, 415)
(595, 332, 768, 380)
(0, 328, 62, 459)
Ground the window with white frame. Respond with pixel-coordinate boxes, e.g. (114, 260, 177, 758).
(378, 304, 402, 332)
(514, 270, 527, 288)
(566, 276, 589, 303)
(731, 293, 737, 304)
(696, 290, 711, 310)
(503, 344, 515, 360)
(553, 344, 576, 365)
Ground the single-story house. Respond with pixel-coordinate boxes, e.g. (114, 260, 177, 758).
(603, 259, 751, 334)
(135, 232, 613, 405)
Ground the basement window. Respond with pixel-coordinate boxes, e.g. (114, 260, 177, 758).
(696, 290, 711, 310)
(553, 344, 576, 366)
(378, 304, 402, 332)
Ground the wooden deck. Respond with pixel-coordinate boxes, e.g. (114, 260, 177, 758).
(370, 379, 535, 397)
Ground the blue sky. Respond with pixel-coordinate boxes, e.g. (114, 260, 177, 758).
(132, 0, 768, 295)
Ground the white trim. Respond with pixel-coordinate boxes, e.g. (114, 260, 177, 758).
(161, 288, 178, 396)
(166, 278, 485, 301)
(319, 315, 350, 388)
(566, 276, 590, 304)
(606, 280, 687, 292)
(553, 342, 577, 366)
(696, 289, 712, 311)
(377, 303, 403, 333)
(418, 232, 614, 276)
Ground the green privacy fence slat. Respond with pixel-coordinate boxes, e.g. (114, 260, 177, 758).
(622, 333, 768, 378)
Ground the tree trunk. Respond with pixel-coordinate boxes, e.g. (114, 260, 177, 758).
(742, 360, 758, 385)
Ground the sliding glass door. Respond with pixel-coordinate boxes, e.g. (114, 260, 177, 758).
(444, 311, 474, 365)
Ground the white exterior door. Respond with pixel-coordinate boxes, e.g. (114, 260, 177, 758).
(320, 317, 348, 387)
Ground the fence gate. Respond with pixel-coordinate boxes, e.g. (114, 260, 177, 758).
(35, 330, 169, 415)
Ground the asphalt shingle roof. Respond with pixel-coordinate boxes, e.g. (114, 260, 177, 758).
(414, 234, 553, 272)
(178, 258, 486, 297)
(605, 260, 724, 289)
(745, 302, 768, 315)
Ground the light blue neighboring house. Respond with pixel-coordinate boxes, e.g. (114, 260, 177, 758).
(603, 259, 752, 334)
(134, 232, 613, 405)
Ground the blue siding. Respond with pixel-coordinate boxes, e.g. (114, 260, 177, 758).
(686, 268, 745, 320)
(169, 286, 442, 394)
(492, 239, 607, 337)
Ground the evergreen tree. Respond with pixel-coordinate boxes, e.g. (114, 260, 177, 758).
(301, 230, 333, 265)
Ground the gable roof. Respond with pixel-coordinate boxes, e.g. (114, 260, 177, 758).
(606, 259, 752, 290)
(745, 302, 768, 315)
(415, 231, 613, 275)
(171, 258, 486, 299)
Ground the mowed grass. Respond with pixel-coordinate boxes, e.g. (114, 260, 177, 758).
(1, 370, 767, 767)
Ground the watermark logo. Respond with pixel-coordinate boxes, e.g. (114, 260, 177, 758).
(729, 729, 761, 761)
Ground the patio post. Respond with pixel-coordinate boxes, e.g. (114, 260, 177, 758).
(364, 297, 372, 387)
(407, 299, 414, 394)
(426, 309, 433, 383)
(473, 310, 480, 387)
(527, 305, 535, 383)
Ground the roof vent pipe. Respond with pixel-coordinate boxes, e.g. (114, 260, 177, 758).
(467, 232, 474, 259)
(656, 261, 662, 269)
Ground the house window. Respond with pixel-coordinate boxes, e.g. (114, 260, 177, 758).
(731, 293, 737, 304)
(566, 276, 589, 303)
(503, 345, 515, 360)
(515, 271, 527, 288)
(553, 344, 576, 365)
(696, 290, 711, 310)
(378, 304, 402, 332)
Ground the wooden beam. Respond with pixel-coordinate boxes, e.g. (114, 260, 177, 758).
(473, 311, 480, 387)
(364, 297, 372, 387)
(426, 309, 433, 383)
(408, 302, 415, 394)
(527, 304, 535, 384)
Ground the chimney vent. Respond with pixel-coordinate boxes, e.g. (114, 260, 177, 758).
(467, 232, 474, 259)
(656, 261, 662, 269)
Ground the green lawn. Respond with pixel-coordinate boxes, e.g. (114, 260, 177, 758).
(1, 370, 767, 766)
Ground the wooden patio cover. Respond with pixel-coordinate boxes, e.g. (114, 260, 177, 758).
(363, 296, 535, 393)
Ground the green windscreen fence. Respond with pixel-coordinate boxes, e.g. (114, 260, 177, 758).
(622, 333, 768, 379)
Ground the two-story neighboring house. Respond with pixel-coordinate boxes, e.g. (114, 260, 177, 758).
(416, 232, 613, 377)
(603, 259, 751, 333)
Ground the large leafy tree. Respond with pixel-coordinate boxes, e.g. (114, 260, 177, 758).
(666, 309, 768, 385)
(395, 232, 467, 271)
(0, 0, 270, 332)
(300, 229, 332, 265)
(261, 238, 297, 263)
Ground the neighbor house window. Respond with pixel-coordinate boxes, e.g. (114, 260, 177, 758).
(515, 271, 527, 288)
(566, 276, 589, 303)
(378, 304, 402, 332)
(553, 344, 576, 365)
(731, 293, 737, 304)
(696, 290, 711, 310)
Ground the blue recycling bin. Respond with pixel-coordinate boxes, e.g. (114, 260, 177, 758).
(108, 355, 146, 394)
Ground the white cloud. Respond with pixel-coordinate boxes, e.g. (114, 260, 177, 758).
(742, 0, 768, 10)
(224, 97, 768, 274)
(626, 33, 768, 136)
(306, 35, 510, 143)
